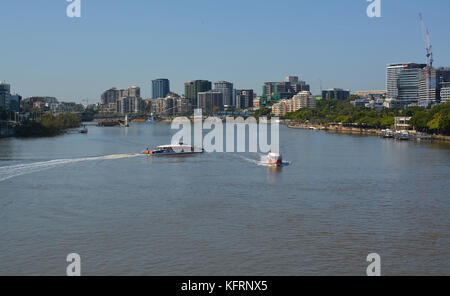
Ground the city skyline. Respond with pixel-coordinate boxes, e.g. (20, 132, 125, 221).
(2, 0, 450, 102)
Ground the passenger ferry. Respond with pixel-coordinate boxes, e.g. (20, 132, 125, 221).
(142, 143, 204, 156)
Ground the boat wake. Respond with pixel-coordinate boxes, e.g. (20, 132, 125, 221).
(0, 154, 141, 183)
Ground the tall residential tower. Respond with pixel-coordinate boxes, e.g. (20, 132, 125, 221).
(152, 79, 170, 99)
(213, 81, 234, 106)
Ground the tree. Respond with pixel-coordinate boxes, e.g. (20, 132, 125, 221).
(439, 114, 450, 135)
(145, 101, 152, 113)
(409, 111, 432, 132)
(253, 107, 272, 119)
(427, 114, 441, 132)
(14, 113, 81, 138)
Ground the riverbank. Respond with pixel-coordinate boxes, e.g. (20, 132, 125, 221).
(287, 122, 450, 142)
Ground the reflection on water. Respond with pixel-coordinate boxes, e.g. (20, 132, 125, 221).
(266, 165, 283, 182)
(0, 124, 449, 275)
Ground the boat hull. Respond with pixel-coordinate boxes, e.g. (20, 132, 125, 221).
(142, 151, 203, 156)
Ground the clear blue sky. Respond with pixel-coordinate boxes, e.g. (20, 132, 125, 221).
(1, 0, 450, 103)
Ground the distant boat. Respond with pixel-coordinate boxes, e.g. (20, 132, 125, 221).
(79, 126, 88, 134)
(395, 130, 411, 140)
(381, 129, 394, 138)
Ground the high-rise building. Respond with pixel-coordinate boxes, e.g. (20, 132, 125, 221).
(285, 76, 299, 83)
(272, 91, 316, 116)
(184, 80, 212, 107)
(416, 67, 450, 103)
(386, 63, 426, 99)
(152, 93, 191, 116)
(437, 68, 450, 102)
(198, 91, 223, 114)
(213, 81, 233, 106)
(117, 96, 145, 114)
(8, 95, 22, 113)
(271, 100, 292, 117)
(127, 86, 141, 98)
(440, 82, 450, 103)
(0, 82, 10, 110)
(152, 97, 173, 116)
(100, 86, 142, 113)
(397, 68, 421, 101)
(290, 81, 310, 94)
(418, 67, 437, 102)
(260, 76, 310, 106)
(235, 89, 254, 110)
(152, 79, 170, 99)
(0, 82, 21, 112)
(175, 97, 192, 115)
(322, 88, 350, 100)
(102, 88, 119, 104)
(293, 91, 316, 109)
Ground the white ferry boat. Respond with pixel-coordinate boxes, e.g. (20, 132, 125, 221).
(142, 143, 204, 156)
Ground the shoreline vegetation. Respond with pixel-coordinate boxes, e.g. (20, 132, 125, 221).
(14, 113, 81, 138)
(279, 100, 450, 141)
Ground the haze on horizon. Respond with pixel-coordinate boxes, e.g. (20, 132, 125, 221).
(1, 0, 450, 103)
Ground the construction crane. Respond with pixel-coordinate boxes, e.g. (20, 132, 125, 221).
(419, 13, 434, 101)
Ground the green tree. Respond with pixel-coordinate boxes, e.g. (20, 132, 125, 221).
(409, 111, 432, 132)
(253, 107, 272, 119)
(427, 114, 441, 132)
(14, 113, 81, 138)
(145, 101, 152, 113)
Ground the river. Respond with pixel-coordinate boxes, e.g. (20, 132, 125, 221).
(0, 123, 449, 275)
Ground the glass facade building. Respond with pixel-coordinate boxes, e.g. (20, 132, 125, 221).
(213, 81, 234, 106)
(152, 79, 170, 99)
(397, 69, 420, 101)
(184, 80, 212, 107)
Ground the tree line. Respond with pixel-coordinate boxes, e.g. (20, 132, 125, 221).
(14, 113, 82, 137)
(281, 99, 450, 136)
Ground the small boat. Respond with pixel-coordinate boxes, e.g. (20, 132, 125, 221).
(79, 126, 88, 134)
(142, 142, 204, 156)
(381, 129, 394, 138)
(395, 130, 411, 141)
(261, 152, 283, 166)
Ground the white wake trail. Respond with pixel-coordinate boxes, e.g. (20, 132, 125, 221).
(0, 154, 141, 183)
